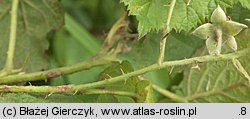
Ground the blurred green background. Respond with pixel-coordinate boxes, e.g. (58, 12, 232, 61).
(49, 0, 125, 85)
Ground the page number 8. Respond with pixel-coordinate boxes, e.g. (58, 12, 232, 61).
(240, 107, 246, 115)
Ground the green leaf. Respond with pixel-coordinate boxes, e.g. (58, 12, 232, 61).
(121, 31, 203, 68)
(145, 69, 171, 89)
(0, 0, 64, 72)
(238, 0, 250, 10)
(0, 93, 49, 103)
(135, 80, 150, 102)
(65, 15, 101, 54)
(98, 61, 160, 103)
(121, 0, 235, 37)
(180, 18, 250, 102)
(0, 93, 83, 103)
(119, 32, 203, 96)
(227, 4, 250, 24)
(49, 15, 103, 85)
(97, 95, 119, 103)
(182, 10, 250, 101)
(98, 61, 138, 103)
(145, 84, 158, 103)
(121, 0, 168, 37)
(183, 48, 250, 102)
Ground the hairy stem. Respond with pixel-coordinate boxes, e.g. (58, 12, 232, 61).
(0, 85, 138, 98)
(0, 48, 249, 85)
(0, 53, 115, 84)
(158, 0, 176, 64)
(5, 0, 19, 71)
(152, 84, 187, 102)
(0, 48, 249, 103)
(56, 48, 250, 91)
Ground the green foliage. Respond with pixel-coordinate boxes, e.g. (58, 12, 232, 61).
(182, 27, 250, 102)
(238, 0, 250, 10)
(183, 49, 250, 102)
(0, 0, 249, 103)
(97, 61, 159, 103)
(97, 61, 138, 102)
(121, 32, 203, 68)
(0, 0, 64, 72)
(49, 15, 104, 85)
(121, 0, 250, 37)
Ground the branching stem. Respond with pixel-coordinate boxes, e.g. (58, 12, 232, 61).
(1, 47, 247, 84)
(0, 53, 115, 84)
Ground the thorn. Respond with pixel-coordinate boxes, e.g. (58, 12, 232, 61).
(28, 82, 32, 86)
(45, 92, 53, 99)
(192, 60, 201, 70)
(120, 68, 125, 75)
(138, 76, 145, 80)
(169, 66, 174, 75)
(73, 90, 78, 95)
(0, 93, 3, 96)
(192, 64, 200, 70)
(124, 79, 127, 85)
(185, 0, 192, 6)
(106, 74, 112, 79)
(48, 92, 53, 97)
(44, 78, 48, 83)
(18, 72, 25, 75)
(214, 51, 221, 56)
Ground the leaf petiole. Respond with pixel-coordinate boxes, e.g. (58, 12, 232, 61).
(158, 0, 176, 65)
(0, 0, 20, 77)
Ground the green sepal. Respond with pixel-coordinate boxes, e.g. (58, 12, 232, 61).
(223, 21, 248, 36)
(225, 35, 237, 51)
(192, 23, 213, 39)
(211, 5, 227, 24)
(206, 37, 218, 55)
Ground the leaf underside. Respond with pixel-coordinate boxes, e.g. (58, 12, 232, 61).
(183, 48, 250, 102)
(0, 0, 64, 72)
